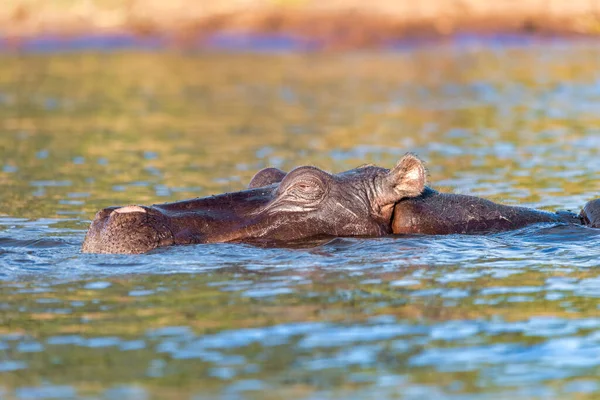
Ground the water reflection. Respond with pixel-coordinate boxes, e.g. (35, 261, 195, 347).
(0, 44, 600, 398)
(1, 263, 600, 399)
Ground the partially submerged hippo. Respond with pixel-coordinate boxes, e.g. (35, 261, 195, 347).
(82, 154, 600, 254)
(82, 154, 427, 254)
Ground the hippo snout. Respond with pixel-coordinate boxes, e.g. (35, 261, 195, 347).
(82, 205, 174, 254)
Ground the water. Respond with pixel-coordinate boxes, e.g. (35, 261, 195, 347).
(0, 43, 599, 399)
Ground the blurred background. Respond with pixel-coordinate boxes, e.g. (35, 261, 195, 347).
(3, 0, 600, 49)
(1, 1, 600, 400)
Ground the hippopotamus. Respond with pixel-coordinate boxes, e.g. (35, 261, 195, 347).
(82, 154, 427, 254)
(82, 154, 600, 254)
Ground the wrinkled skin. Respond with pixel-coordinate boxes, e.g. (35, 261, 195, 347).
(250, 164, 600, 234)
(82, 154, 427, 254)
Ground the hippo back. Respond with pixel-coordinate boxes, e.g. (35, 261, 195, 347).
(391, 187, 575, 235)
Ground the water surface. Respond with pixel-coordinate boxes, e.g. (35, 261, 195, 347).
(0, 44, 599, 399)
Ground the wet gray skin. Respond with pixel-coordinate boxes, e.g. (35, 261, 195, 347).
(82, 154, 427, 254)
(251, 163, 600, 235)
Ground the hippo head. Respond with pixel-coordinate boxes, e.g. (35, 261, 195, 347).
(82, 154, 426, 254)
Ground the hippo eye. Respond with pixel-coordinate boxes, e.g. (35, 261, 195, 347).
(289, 179, 325, 201)
(257, 167, 330, 215)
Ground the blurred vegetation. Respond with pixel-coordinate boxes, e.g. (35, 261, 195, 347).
(3, 0, 600, 46)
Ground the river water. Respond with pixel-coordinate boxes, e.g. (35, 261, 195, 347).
(0, 42, 599, 399)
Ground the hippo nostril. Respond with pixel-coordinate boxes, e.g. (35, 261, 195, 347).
(110, 205, 147, 216)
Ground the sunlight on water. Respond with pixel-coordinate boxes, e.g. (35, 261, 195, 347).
(0, 44, 600, 399)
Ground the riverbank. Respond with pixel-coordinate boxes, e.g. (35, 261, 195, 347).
(2, 0, 600, 49)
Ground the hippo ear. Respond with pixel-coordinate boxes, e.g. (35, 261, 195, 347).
(249, 168, 287, 189)
(380, 153, 426, 204)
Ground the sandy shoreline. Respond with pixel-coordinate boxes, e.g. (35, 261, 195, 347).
(3, 0, 600, 49)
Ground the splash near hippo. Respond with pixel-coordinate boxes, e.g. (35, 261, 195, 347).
(82, 154, 600, 254)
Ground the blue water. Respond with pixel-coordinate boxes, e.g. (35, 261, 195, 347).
(1, 220, 599, 280)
